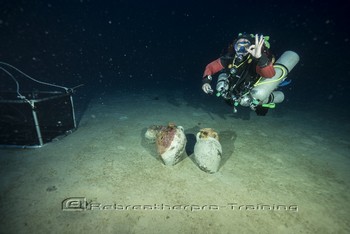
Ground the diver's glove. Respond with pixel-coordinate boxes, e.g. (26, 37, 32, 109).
(247, 34, 264, 59)
(202, 75, 213, 94)
(202, 75, 212, 84)
(202, 83, 213, 94)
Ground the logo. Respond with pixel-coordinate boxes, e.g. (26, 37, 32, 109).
(62, 197, 87, 211)
(61, 198, 299, 212)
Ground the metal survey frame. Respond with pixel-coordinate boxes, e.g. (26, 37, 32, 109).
(0, 90, 77, 148)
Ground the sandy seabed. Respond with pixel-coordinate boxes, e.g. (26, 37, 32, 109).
(0, 89, 349, 234)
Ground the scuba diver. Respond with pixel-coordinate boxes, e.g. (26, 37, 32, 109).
(202, 33, 299, 116)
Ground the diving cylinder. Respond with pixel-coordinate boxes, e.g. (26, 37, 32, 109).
(216, 73, 229, 98)
(262, 91, 284, 104)
(250, 51, 300, 103)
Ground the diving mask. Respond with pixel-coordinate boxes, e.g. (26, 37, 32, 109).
(234, 38, 251, 56)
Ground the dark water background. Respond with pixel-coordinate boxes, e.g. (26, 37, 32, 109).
(0, 0, 349, 110)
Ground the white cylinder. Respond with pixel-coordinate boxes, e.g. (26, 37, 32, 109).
(250, 50, 299, 102)
(262, 91, 285, 104)
(276, 51, 300, 72)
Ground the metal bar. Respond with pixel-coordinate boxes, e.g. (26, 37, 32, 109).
(31, 101, 44, 146)
(69, 94, 77, 128)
